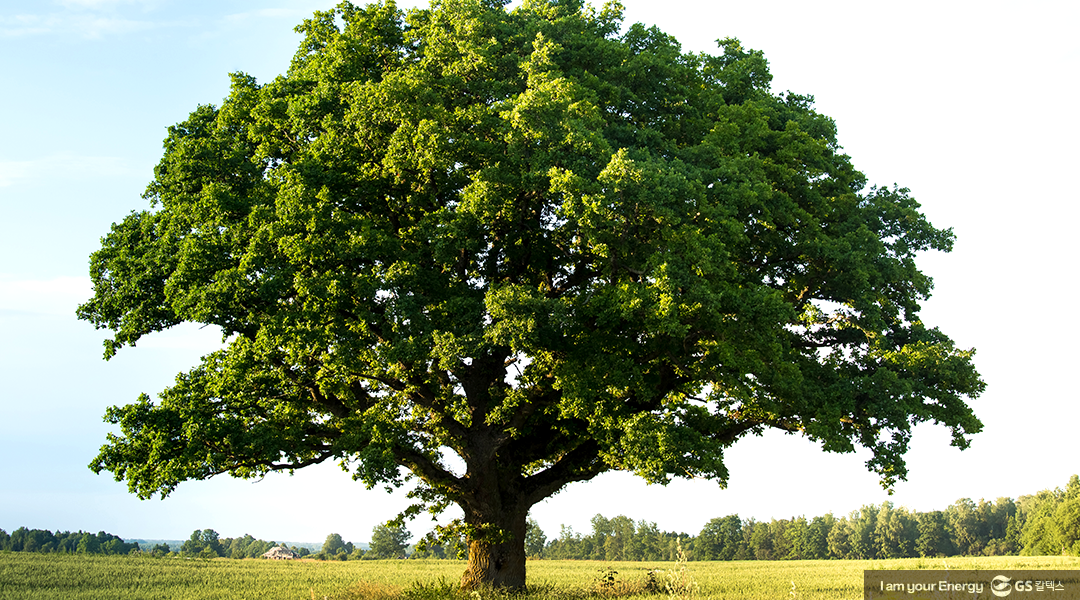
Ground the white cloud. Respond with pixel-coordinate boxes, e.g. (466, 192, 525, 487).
(0, 14, 54, 37)
(0, 275, 92, 317)
(225, 8, 303, 21)
(1, 6, 164, 38)
(215, 7, 317, 32)
(73, 14, 158, 37)
(0, 161, 33, 187)
(3, 2, 320, 40)
(0, 154, 135, 187)
(55, 0, 162, 11)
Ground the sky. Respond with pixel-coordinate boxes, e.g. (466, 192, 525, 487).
(1, 0, 1078, 547)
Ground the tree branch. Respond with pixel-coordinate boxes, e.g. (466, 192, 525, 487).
(395, 444, 466, 500)
(521, 439, 606, 507)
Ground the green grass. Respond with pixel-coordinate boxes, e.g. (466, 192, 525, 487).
(2, 553, 1078, 600)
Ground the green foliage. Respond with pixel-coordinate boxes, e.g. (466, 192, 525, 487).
(874, 503, 916, 559)
(223, 534, 275, 559)
(542, 476, 1080, 562)
(1017, 477, 1080, 557)
(825, 518, 851, 560)
(367, 523, 412, 559)
(914, 511, 951, 558)
(694, 515, 745, 561)
(15, 474, 1080, 574)
(525, 517, 547, 558)
(78, 0, 984, 587)
(801, 515, 834, 560)
(0, 527, 312, 561)
(323, 533, 348, 556)
(545, 516, 687, 562)
(0, 528, 138, 556)
(180, 529, 223, 558)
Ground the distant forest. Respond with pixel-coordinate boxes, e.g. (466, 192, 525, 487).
(0, 530, 139, 555)
(0, 528, 305, 559)
(542, 475, 1080, 561)
(4, 475, 1079, 561)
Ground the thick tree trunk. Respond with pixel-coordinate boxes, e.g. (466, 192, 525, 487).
(459, 506, 529, 590)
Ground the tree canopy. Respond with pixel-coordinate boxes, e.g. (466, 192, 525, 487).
(367, 523, 412, 559)
(79, 0, 983, 588)
(322, 532, 348, 557)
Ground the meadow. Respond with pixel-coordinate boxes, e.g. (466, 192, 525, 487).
(1, 553, 1078, 600)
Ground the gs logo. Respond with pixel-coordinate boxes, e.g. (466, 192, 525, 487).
(991, 576, 1013, 597)
(992, 576, 1035, 597)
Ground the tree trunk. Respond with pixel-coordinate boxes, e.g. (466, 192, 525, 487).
(459, 506, 528, 590)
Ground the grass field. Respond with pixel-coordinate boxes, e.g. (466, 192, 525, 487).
(2, 553, 1078, 600)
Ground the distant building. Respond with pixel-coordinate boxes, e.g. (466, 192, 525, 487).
(262, 546, 299, 560)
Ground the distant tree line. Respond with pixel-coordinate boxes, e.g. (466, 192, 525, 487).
(542, 515, 691, 561)
(536, 475, 1080, 561)
(311, 523, 475, 561)
(175, 524, 430, 561)
(0, 528, 139, 555)
(175, 529, 311, 559)
(0, 527, 307, 559)
(312, 525, 417, 561)
(5, 475, 1079, 561)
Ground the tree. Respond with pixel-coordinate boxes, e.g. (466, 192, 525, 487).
(946, 498, 980, 555)
(181, 529, 223, 558)
(632, 519, 664, 561)
(75, 533, 100, 555)
(524, 517, 546, 558)
(1055, 496, 1080, 556)
(544, 525, 575, 559)
(294, 545, 313, 558)
(769, 518, 795, 560)
(875, 503, 916, 558)
(1018, 489, 1064, 556)
(827, 518, 852, 559)
(227, 534, 252, 558)
(79, 0, 984, 590)
(801, 514, 834, 560)
(322, 533, 347, 556)
(849, 505, 880, 560)
(695, 515, 743, 561)
(607, 515, 636, 561)
(915, 511, 951, 557)
(749, 521, 774, 560)
(1055, 478, 1080, 556)
(985, 498, 1016, 544)
(367, 523, 411, 559)
(22, 530, 44, 553)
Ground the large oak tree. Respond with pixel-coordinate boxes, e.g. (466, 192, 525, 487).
(79, 0, 984, 589)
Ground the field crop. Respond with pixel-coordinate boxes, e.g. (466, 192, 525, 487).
(2, 553, 1077, 600)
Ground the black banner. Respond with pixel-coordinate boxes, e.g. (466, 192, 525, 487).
(865, 570, 1080, 600)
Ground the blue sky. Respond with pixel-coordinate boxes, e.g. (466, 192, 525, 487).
(2, 0, 1078, 546)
